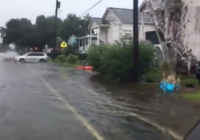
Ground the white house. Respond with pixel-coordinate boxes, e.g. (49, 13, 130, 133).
(78, 6, 158, 53)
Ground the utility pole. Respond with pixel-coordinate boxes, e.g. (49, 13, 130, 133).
(54, 0, 60, 51)
(133, 0, 139, 83)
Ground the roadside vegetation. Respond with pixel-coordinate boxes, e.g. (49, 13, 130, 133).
(52, 44, 87, 67)
(182, 91, 200, 104)
(87, 41, 158, 82)
(54, 54, 79, 67)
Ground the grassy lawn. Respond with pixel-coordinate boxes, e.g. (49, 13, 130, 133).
(181, 92, 200, 104)
(47, 58, 80, 68)
(181, 78, 198, 84)
(145, 72, 198, 84)
(62, 63, 79, 67)
(145, 72, 162, 82)
(54, 62, 79, 68)
(138, 82, 159, 86)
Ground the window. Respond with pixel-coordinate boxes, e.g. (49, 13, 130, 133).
(92, 37, 97, 41)
(80, 39, 83, 46)
(145, 31, 165, 44)
(27, 53, 37, 56)
(27, 53, 44, 56)
(37, 53, 44, 56)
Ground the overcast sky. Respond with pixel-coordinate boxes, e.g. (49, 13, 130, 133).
(0, 0, 143, 27)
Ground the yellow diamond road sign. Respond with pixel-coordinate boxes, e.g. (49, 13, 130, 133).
(61, 41, 67, 48)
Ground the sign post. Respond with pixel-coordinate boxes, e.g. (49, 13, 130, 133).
(60, 41, 67, 51)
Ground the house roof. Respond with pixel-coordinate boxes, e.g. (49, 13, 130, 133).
(89, 6, 153, 28)
(88, 17, 103, 29)
(107, 7, 153, 24)
(91, 17, 103, 25)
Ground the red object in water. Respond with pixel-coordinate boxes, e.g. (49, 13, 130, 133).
(76, 66, 93, 70)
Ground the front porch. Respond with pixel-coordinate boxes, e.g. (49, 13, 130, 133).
(78, 35, 98, 53)
(78, 24, 109, 53)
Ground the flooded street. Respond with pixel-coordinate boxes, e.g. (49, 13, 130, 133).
(0, 52, 199, 140)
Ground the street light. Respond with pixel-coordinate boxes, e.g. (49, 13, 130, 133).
(133, 0, 139, 83)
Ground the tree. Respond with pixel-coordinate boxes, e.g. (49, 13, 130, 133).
(81, 13, 91, 35)
(3, 18, 35, 50)
(59, 14, 91, 41)
(2, 13, 90, 52)
(35, 15, 62, 50)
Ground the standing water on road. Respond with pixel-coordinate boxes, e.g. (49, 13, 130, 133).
(0, 58, 177, 140)
(0, 52, 200, 140)
(56, 66, 200, 138)
(29, 63, 200, 140)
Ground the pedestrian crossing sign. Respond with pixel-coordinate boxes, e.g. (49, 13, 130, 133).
(61, 41, 67, 48)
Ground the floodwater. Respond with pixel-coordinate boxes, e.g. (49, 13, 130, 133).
(0, 51, 199, 140)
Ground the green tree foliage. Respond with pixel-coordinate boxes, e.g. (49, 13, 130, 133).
(65, 54, 78, 64)
(59, 14, 91, 41)
(2, 14, 91, 52)
(3, 18, 34, 47)
(87, 42, 158, 82)
(63, 45, 77, 56)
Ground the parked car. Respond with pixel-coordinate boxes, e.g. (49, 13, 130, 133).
(14, 52, 48, 63)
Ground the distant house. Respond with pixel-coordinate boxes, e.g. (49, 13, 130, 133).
(78, 6, 158, 53)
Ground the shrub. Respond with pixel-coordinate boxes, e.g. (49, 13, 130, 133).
(56, 54, 66, 62)
(65, 54, 78, 64)
(87, 44, 109, 72)
(100, 43, 132, 81)
(139, 42, 158, 74)
(87, 41, 157, 82)
(78, 53, 88, 60)
(63, 46, 77, 57)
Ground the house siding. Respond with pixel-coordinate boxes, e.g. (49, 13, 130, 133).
(121, 23, 133, 39)
(104, 11, 121, 43)
(107, 23, 120, 43)
(121, 23, 155, 40)
(99, 28, 107, 43)
(90, 22, 98, 29)
(139, 24, 155, 40)
(88, 9, 156, 45)
(90, 22, 155, 44)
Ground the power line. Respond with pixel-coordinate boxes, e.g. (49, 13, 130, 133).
(58, 10, 65, 19)
(79, 0, 102, 17)
(58, 0, 74, 19)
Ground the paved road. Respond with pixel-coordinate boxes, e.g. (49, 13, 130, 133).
(0, 52, 176, 140)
